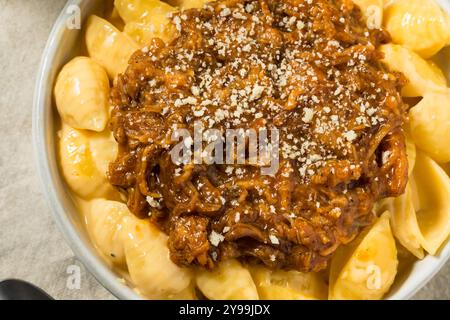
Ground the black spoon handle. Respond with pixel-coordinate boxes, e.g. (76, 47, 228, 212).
(0, 279, 53, 300)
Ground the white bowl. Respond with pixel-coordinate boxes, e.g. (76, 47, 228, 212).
(32, 0, 450, 300)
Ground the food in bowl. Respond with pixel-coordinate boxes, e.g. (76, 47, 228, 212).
(53, 0, 450, 299)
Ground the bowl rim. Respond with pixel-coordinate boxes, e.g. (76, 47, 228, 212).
(32, 0, 450, 300)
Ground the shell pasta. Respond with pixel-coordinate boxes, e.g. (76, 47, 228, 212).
(196, 259, 259, 300)
(87, 199, 129, 267)
(122, 213, 194, 299)
(329, 212, 398, 300)
(250, 266, 328, 300)
(114, 0, 177, 45)
(53, 0, 450, 300)
(384, 0, 450, 58)
(85, 15, 139, 79)
(87, 198, 194, 298)
(379, 150, 450, 260)
(380, 44, 448, 97)
(409, 91, 450, 163)
(409, 152, 450, 255)
(54, 57, 110, 132)
(58, 124, 117, 199)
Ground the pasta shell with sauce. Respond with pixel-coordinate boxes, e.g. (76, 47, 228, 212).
(378, 185, 425, 259)
(250, 266, 327, 300)
(85, 15, 139, 79)
(87, 199, 130, 267)
(352, 0, 383, 29)
(122, 214, 194, 299)
(114, 0, 176, 24)
(196, 259, 259, 300)
(409, 91, 450, 163)
(114, 0, 177, 46)
(384, 0, 450, 58)
(58, 124, 118, 199)
(409, 151, 450, 255)
(379, 151, 450, 258)
(123, 18, 176, 46)
(329, 212, 398, 300)
(374, 130, 417, 255)
(54, 57, 110, 132)
(380, 44, 448, 97)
